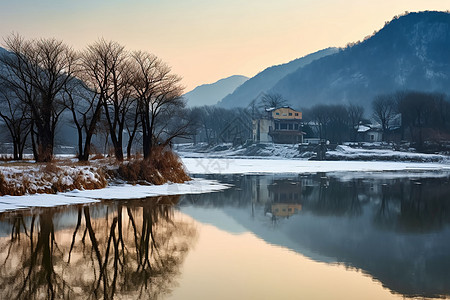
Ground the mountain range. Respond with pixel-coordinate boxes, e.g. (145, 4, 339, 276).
(183, 75, 248, 107)
(270, 11, 450, 110)
(217, 47, 338, 108)
(3, 11, 450, 115)
(210, 11, 450, 111)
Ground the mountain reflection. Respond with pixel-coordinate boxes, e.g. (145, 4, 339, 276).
(183, 173, 450, 298)
(0, 195, 197, 300)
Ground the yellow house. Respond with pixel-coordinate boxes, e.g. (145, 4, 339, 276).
(270, 107, 302, 120)
(253, 106, 304, 144)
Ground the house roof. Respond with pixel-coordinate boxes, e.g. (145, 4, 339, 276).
(265, 105, 296, 112)
(357, 125, 371, 133)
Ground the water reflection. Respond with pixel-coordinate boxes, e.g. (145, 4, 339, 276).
(0, 173, 449, 299)
(183, 173, 450, 298)
(0, 196, 196, 299)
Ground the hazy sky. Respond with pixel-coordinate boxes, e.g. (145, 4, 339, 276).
(0, 0, 448, 91)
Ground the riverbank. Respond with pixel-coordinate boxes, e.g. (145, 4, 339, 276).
(0, 160, 107, 196)
(175, 142, 450, 162)
(0, 150, 232, 213)
(182, 157, 450, 175)
(1, 156, 450, 214)
(0, 148, 190, 197)
(0, 178, 230, 213)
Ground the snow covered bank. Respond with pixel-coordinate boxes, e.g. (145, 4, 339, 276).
(182, 157, 450, 175)
(2, 154, 449, 214)
(0, 178, 230, 213)
(176, 143, 449, 162)
(0, 163, 107, 195)
(327, 145, 448, 162)
(176, 143, 303, 159)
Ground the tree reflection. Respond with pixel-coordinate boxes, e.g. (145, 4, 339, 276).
(0, 195, 197, 299)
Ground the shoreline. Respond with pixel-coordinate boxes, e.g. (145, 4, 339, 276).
(1, 157, 449, 214)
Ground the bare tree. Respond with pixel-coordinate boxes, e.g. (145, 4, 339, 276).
(260, 93, 289, 109)
(396, 91, 450, 147)
(125, 99, 141, 159)
(309, 104, 331, 140)
(0, 86, 31, 159)
(62, 78, 102, 161)
(78, 39, 133, 162)
(0, 34, 77, 162)
(372, 94, 396, 139)
(347, 104, 364, 141)
(102, 45, 134, 162)
(131, 51, 185, 159)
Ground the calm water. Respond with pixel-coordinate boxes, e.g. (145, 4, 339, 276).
(1, 173, 450, 299)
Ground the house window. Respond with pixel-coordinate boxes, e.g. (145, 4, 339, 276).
(295, 113, 299, 116)
(370, 135, 374, 141)
(294, 124, 299, 130)
(276, 112, 280, 115)
(280, 123, 287, 130)
(289, 113, 292, 116)
(275, 123, 279, 130)
(288, 124, 293, 130)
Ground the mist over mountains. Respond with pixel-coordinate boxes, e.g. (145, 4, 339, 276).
(183, 75, 248, 107)
(213, 11, 450, 111)
(217, 47, 338, 108)
(270, 11, 450, 110)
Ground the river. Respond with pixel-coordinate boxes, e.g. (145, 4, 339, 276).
(0, 172, 449, 299)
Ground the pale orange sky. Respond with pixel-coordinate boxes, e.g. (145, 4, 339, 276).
(0, 0, 448, 91)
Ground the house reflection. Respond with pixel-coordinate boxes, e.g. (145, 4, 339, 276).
(267, 179, 303, 218)
(270, 203, 302, 218)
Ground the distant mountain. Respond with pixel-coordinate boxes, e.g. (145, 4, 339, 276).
(271, 11, 450, 110)
(183, 75, 248, 107)
(217, 47, 339, 108)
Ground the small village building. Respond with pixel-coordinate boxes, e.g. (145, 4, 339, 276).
(356, 124, 383, 142)
(253, 107, 304, 144)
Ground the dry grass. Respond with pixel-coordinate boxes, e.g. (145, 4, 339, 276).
(118, 147, 191, 185)
(91, 153, 105, 160)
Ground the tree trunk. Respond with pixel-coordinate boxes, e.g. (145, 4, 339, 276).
(31, 127, 38, 161)
(13, 138, 19, 160)
(76, 126, 84, 161)
(35, 128, 53, 162)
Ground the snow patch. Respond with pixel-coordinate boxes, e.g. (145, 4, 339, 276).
(0, 178, 231, 213)
(182, 157, 450, 175)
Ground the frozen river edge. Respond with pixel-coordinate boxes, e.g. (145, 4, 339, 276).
(1, 158, 449, 213)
